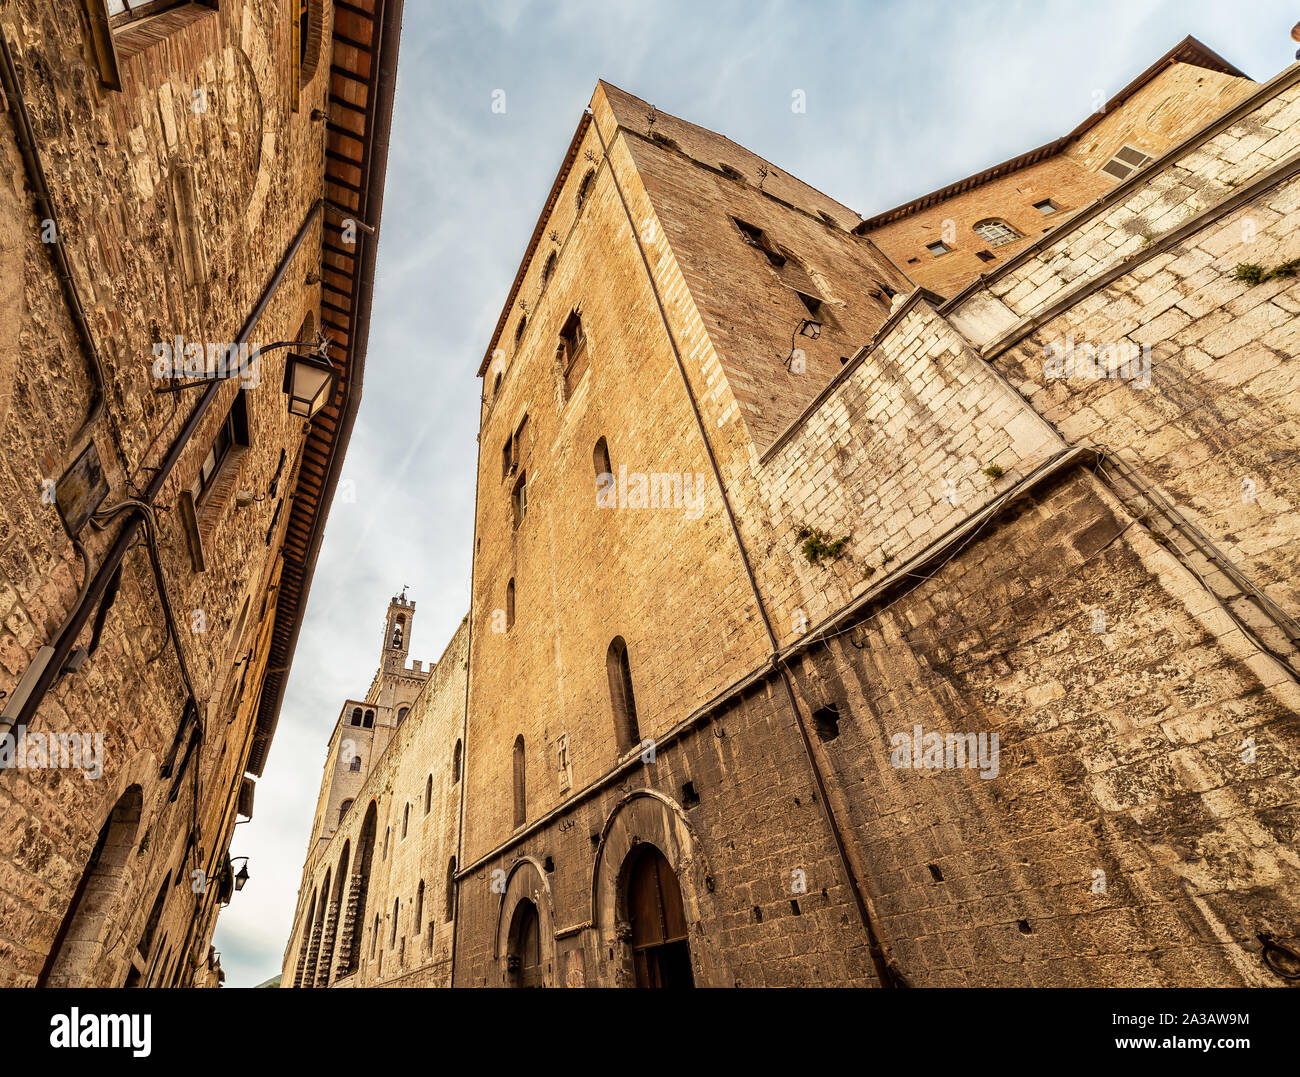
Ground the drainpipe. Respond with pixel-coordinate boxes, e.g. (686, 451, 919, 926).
(588, 110, 908, 987)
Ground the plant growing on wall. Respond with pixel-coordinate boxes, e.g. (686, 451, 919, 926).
(797, 527, 850, 566)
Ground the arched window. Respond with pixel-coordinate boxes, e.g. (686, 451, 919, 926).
(606, 636, 640, 753)
(506, 579, 515, 630)
(594, 437, 612, 479)
(594, 437, 614, 506)
(349, 755, 362, 772)
(391, 616, 404, 649)
(576, 168, 595, 210)
(339, 799, 353, 823)
(972, 218, 1022, 247)
(514, 315, 527, 349)
(351, 707, 362, 726)
(445, 857, 457, 922)
(452, 739, 462, 783)
(558, 311, 587, 398)
(397, 706, 409, 725)
(296, 0, 325, 88)
(402, 803, 410, 839)
(542, 251, 557, 287)
(39, 785, 143, 987)
(492, 372, 502, 400)
(512, 735, 526, 828)
(424, 774, 433, 814)
(363, 710, 374, 728)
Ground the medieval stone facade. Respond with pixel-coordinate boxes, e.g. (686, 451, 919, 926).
(0, 0, 400, 987)
(287, 38, 1300, 988)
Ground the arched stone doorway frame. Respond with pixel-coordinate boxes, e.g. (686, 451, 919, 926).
(492, 856, 556, 988)
(590, 789, 727, 988)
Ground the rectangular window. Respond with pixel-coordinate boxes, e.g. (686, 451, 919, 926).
(1100, 145, 1154, 181)
(190, 392, 248, 507)
(512, 471, 527, 528)
(1033, 198, 1059, 214)
(559, 312, 588, 399)
(732, 217, 787, 267)
(926, 241, 950, 256)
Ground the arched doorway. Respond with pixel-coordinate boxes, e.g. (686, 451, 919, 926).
(39, 785, 143, 987)
(506, 899, 543, 988)
(625, 845, 693, 988)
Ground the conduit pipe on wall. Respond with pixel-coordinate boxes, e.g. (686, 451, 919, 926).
(588, 109, 909, 988)
(4, 199, 323, 738)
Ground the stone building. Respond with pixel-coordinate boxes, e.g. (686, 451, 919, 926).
(286, 597, 466, 987)
(0, 0, 401, 987)
(288, 36, 1300, 988)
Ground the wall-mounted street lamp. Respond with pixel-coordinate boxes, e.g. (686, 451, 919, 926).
(153, 338, 338, 421)
(231, 856, 251, 892)
(281, 347, 338, 419)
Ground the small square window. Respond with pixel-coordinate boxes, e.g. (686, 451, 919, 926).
(1100, 145, 1154, 181)
(1033, 199, 1059, 214)
(975, 250, 996, 263)
(926, 241, 950, 256)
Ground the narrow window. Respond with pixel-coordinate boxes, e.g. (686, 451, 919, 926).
(397, 706, 409, 725)
(558, 311, 588, 398)
(512, 735, 526, 828)
(1100, 144, 1154, 181)
(370, 914, 379, 960)
(452, 740, 462, 784)
(391, 898, 399, 946)
(338, 798, 353, 823)
(542, 251, 557, 288)
(424, 774, 432, 814)
(972, 219, 1022, 247)
(349, 755, 362, 772)
(506, 579, 515, 630)
(576, 169, 595, 210)
(732, 217, 786, 266)
(492, 372, 502, 400)
(189, 391, 249, 508)
(350, 707, 362, 726)
(606, 636, 640, 753)
(445, 857, 457, 922)
(415, 881, 425, 936)
(512, 471, 527, 528)
(925, 240, 951, 256)
(514, 315, 527, 349)
(1032, 198, 1059, 214)
(383, 826, 390, 859)
(593, 437, 612, 480)
(502, 436, 514, 479)
(402, 803, 410, 839)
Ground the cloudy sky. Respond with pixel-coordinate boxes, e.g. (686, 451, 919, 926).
(212, 0, 1298, 987)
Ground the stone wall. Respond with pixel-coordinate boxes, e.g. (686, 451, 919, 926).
(0, 0, 335, 987)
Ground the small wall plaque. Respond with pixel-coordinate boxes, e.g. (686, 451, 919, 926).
(56, 441, 109, 538)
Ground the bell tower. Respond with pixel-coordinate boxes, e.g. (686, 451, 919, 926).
(383, 588, 414, 670)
